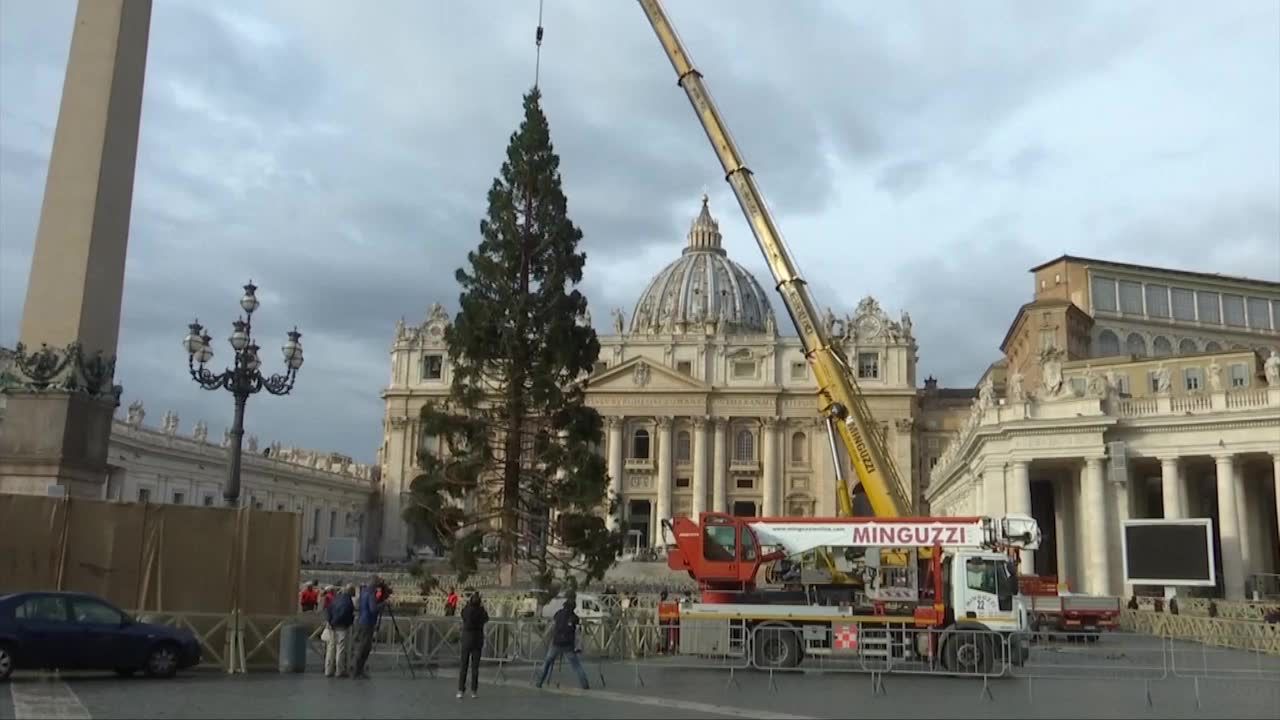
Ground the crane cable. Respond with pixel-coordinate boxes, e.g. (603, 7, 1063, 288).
(533, 0, 545, 90)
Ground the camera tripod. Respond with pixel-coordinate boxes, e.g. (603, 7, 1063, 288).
(377, 602, 417, 679)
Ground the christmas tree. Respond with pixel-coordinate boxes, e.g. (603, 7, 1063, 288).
(404, 89, 621, 589)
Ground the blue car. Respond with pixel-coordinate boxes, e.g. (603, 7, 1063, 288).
(0, 591, 201, 680)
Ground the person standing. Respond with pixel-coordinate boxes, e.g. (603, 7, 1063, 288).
(535, 598, 589, 690)
(324, 584, 356, 677)
(444, 587, 460, 617)
(351, 576, 384, 679)
(457, 593, 489, 699)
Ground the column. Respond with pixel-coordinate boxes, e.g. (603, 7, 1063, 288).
(1234, 463, 1253, 579)
(1214, 454, 1245, 600)
(712, 419, 728, 513)
(1109, 464, 1132, 598)
(605, 417, 624, 531)
(1053, 472, 1076, 591)
(655, 417, 673, 545)
(0, 0, 152, 497)
(1081, 456, 1109, 596)
(1273, 454, 1280, 568)
(761, 417, 780, 516)
(983, 464, 1006, 517)
(1160, 457, 1184, 519)
(1007, 460, 1033, 574)
(692, 417, 709, 517)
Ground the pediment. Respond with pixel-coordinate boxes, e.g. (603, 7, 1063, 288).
(585, 357, 710, 393)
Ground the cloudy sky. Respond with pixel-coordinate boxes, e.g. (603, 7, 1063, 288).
(2, 0, 1277, 462)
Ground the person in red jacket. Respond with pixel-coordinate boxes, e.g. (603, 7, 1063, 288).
(321, 584, 338, 611)
(299, 581, 319, 612)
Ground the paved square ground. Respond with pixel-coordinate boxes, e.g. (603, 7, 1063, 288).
(3, 662, 1277, 719)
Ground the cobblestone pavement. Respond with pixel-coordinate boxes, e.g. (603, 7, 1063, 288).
(2, 662, 1277, 720)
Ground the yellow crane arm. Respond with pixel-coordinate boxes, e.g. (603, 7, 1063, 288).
(637, 0, 909, 518)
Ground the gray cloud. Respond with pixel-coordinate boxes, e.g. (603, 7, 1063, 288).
(2, 0, 1276, 461)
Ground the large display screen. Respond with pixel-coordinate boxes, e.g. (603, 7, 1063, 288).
(1122, 519, 1215, 586)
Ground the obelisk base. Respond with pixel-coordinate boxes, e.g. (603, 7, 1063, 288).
(0, 391, 116, 497)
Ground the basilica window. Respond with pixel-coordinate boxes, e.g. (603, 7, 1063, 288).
(421, 354, 443, 381)
(1096, 330, 1120, 356)
(1247, 297, 1271, 329)
(631, 429, 651, 459)
(1171, 288, 1195, 321)
(1118, 281, 1143, 314)
(734, 429, 755, 463)
(676, 360, 693, 375)
(790, 432, 807, 464)
(1113, 373, 1131, 395)
(137, 487, 151, 504)
(1125, 333, 1147, 357)
(857, 352, 879, 379)
(1204, 340, 1222, 352)
(202, 493, 215, 507)
(172, 491, 185, 506)
(1178, 338, 1198, 355)
(592, 361, 607, 374)
(1229, 363, 1248, 388)
(1197, 292, 1221, 324)
(1145, 284, 1170, 318)
(1152, 336, 1173, 357)
(1222, 294, 1246, 327)
(732, 360, 756, 379)
(675, 431, 692, 463)
(1183, 367, 1204, 392)
(736, 477, 755, 489)
(790, 361, 807, 381)
(675, 477, 691, 489)
(1091, 276, 1117, 312)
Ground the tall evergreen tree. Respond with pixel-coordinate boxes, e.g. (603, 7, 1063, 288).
(404, 89, 621, 589)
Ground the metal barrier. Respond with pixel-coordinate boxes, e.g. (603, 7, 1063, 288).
(1014, 630, 1168, 680)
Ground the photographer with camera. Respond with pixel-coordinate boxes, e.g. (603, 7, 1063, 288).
(351, 575, 388, 679)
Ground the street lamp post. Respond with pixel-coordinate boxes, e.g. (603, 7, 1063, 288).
(184, 281, 304, 506)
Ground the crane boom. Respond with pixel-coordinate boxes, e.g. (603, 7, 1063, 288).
(637, 0, 909, 517)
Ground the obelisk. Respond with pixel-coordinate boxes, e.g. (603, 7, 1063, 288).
(0, 0, 152, 497)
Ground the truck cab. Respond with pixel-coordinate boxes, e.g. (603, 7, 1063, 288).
(943, 551, 1025, 634)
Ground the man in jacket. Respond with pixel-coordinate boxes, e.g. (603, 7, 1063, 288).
(457, 592, 489, 698)
(324, 585, 356, 677)
(351, 576, 385, 679)
(535, 598, 589, 690)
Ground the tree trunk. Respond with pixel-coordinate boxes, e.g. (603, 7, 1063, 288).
(499, 169, 537, 583)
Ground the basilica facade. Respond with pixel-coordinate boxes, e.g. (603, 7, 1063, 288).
(378, 196, 928, 559)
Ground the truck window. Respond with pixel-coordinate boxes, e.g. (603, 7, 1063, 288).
(703, 525, 736, 562)
(965, 558, 1015, 597)
(741, 527, 758, 562)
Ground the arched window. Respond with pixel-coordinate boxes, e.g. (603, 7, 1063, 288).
(631, 429, 650, 459)
(734, 429, 755, 463)
(1125, 333, 1147, 357)
(1152, 336, 1173, 357)
(675, 431, 692, 463)
(1204, 341, 1222, 353)
(790, 432, 807, 463)
(1096, 330, 1120, 356)
(1178, 338, 1198, 355)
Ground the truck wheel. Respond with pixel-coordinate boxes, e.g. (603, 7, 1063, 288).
(752, 626, 800, 669)
(943, 631, 994, 675)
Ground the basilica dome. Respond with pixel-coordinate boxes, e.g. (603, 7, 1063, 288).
(629, 196, 776, 336)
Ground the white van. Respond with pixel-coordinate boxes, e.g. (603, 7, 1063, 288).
(539, 592, 607, 622)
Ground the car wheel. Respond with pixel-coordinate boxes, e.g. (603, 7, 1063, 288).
(0, 643, 14, 681)
(144, 644, 179, 679)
